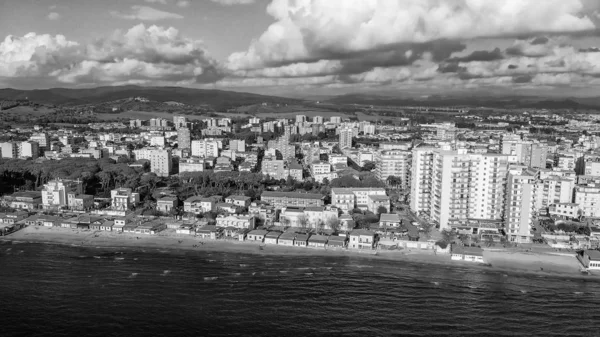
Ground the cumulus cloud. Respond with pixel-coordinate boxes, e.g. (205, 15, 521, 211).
(47, 12, 61, 20)
(228, 0, 596, 71)
(110, 5, 183, 21)
(0, 24, 223, 86)
(211, 0, 255, 5)
(0, 33, 81, 78)
(145, 0, 168, 4)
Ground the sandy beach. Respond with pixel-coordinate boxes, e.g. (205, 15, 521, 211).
(1, 226, 591, 278)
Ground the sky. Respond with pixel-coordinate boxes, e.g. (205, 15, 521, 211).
(1, 0, 600, 98)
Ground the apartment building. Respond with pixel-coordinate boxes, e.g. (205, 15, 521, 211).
(504, 169, 537, 243)
(339, 128, 354, 149)
(375, 150, 411, 190)
(216, 215, 256, 230)
(331, 188, 387, 213)
(133, 148, 172, 177)
(0, 142, 18, 158)
(410, 148, 510, 230)
(19, 141, 39, 159)
(191, 139, 219, 158)
(575, 184, 600, 217)
(534, 176, 574, 214)
(110, 188, 140, 211)
(177, 128, 191, 150)
(260, 191, 324, 209)
(41, 179, 83, 209)
(179, 157, 205, 173)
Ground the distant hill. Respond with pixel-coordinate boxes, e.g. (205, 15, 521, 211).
(325, 94, 600, 110)
(0, 86, 301, 110)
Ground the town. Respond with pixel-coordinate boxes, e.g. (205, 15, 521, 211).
(1, 101, 600, 273)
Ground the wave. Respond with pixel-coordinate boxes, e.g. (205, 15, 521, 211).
(239, 264, 248, 267)
(128, 273, 138, 278)
(162, 270, 171, 276)
(204, 277, 218, 281)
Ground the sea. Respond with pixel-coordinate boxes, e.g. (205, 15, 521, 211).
(1, 241, 600, 337)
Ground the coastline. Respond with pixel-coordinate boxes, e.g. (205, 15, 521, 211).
(1, 226, 594, 279)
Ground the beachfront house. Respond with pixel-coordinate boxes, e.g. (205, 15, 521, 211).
(123, 222, 137, 233)
(215, 215, 256, 230)
(246, 229, 268, 242)
(264, 231, 282, 245)
(196, 225, 220, 240)
(581, 250, 600, 270)
(294, 234, 310, 247)
(100, 220, 114, 231)
(451, 245, 485, 263)
(216, 202, 237, 214)
(176, 225, 194, 235)
(277, 232, 296, 246)
(156, 197, 178, 214)
(327, 235, 347, 248)
(348, 229, 375, 250)
(308, 235, 328, 248)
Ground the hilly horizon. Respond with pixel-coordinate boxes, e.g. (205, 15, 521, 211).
(0, 85, 598, 110)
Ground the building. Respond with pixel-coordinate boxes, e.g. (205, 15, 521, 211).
(29, 133, 49, 149)
(331, 188, 387, 213)
(267, 137, 295, 159)
(534, 176, 575, 214)
(134, 148, 172, 177)
(375, 150, 411, 190)
(0, 142, 18, 158)
(410, 148, 509, 230)
(110, 188, 140, 211)
(67, 193, 94, 211)
(184, 196, 215, 214)
(451, 246, 484, 263)
(225, 195, 251, 207)
(230, 139, 246, 152)
(156, 197, 177, 214)
(1, 191, 42, 210)
(339, 128, 354, 149)
(179, 157, 205, 173)
(295, 115, 306, 124)
(330, 116, 342, 124)
(367, 195, 390, 214)
(261, 191, 324, 209)
(130, 119, 142, 128)
(173, 116, 187, 129)
(504, 169, 537, 243)
(41, 179, 83, 209)
(313, 116, 324, 124)
(191, 139, 219, 158)
(575, 184, 600, 217)
(581, 250, 600, 270)
(348, 229, 374, 250)
(215, 215, 256, 230)
(177, 128, 191, 150)
(548, 203, 579, 219)
(19, 141, 39, 159)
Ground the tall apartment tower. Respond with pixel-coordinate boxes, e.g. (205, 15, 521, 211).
(0, 142, 19, 158)
(504, 168, 538, 243)
(177, 128, 191, 150)
(410, 148, 510, 230)
(339, 128, 354, 149)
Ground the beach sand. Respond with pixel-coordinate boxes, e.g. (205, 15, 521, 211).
(1, 226, 591, 278)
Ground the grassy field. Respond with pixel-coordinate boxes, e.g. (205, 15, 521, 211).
(94, 110, 210, 121)
(1, 105, 55, 117)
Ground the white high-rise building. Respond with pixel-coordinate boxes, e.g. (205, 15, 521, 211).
(230, 139, 246, 152)
(19, 141, 39, 159)
(191, 139, 219, 158)
(295, 115, 307, 124)
(330, 116, 342, 124)
(0, 142, 19, 158)
(410, 148, 510, 230)
(313, 116, 323, 124)
(504, 168, 538, 243)
(575, 184, 600, 218)
(177, 128, 191, 150)
(29, 133, 49, 149)
(134, 148, 172, 177)
(339, 128, 354, 149)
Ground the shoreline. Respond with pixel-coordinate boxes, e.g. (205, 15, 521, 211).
(2, 226, 596, 279)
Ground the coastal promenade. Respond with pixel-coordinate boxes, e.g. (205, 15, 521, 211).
(1, 226, 589, 278)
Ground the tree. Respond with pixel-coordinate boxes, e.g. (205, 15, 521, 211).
(485, 235, 495, 247)
(377, 205, 387, 216)
(327, 218, 341, 233)
(362, 161, 376, 172)
(458, 234, 471, 246)
(317, 220, 325, 234)
(298, 215, 309, 232)
(441, 229, 457, 245)
(280, 217, 291, 229)
(421, 222, 434, 239)
(386, 175, 402, 188)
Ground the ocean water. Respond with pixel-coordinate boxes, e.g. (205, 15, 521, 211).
(1, 242, 600, 337)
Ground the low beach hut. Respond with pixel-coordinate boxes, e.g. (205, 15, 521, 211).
(327, 235, 347, 249)
(264, 231, 282, 245)
(294, 234, 310, 247)
(307, 235, 328, 249)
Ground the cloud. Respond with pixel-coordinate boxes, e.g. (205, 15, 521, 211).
(176, 0, 191, 7)
(210, 0, 255, 5)
(47, 12, 61, 20)
(580, 47, 600, 52)
(0, 33, 81, 78)
(228, 0, 596, 71)
(145, 0, 168, 4)
(0, 24, 223, 86)
(110, 5, 183, 21)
